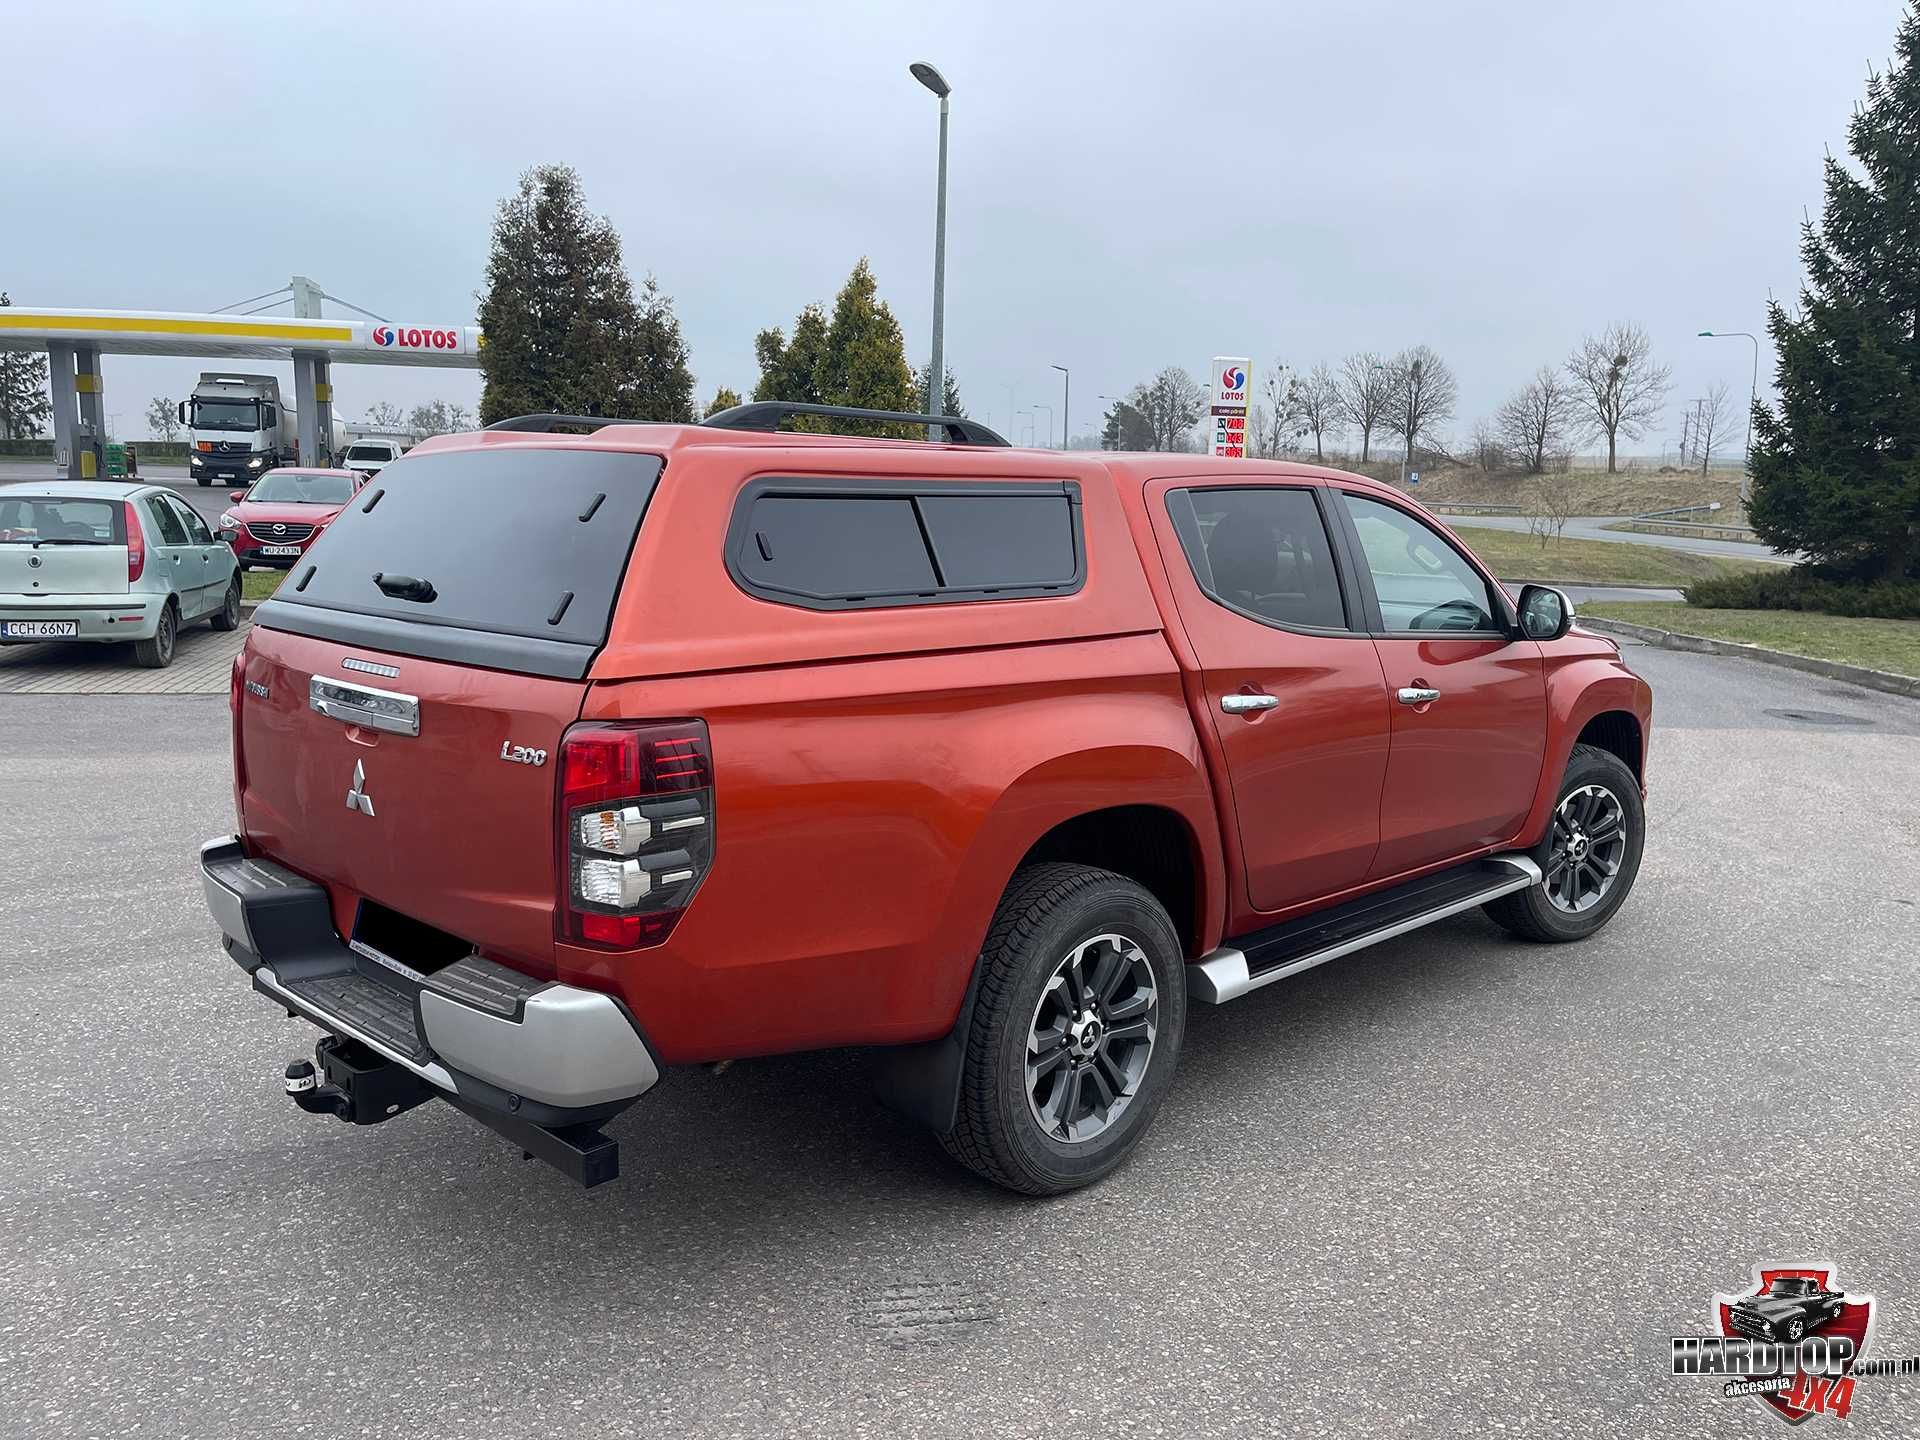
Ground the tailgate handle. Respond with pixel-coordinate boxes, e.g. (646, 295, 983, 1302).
(310, 675, 420, 737)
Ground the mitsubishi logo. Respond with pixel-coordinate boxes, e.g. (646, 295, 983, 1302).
(345, 759, 375, 817)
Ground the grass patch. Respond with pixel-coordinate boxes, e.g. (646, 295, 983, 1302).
(1450, 525, 1772, 586)
(241, 569, 287, 602)
(1582, 602, 1920, 678)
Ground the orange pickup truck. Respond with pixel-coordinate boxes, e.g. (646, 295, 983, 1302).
(200, 403, 1650, 1194)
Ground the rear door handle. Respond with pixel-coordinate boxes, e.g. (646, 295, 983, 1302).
(1397, 686, 1441, 706)
(1220, 693, 1279, 714)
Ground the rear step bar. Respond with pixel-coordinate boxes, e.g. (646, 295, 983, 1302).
(1188, 854, 1541, 1004)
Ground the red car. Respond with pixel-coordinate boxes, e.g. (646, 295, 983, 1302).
(201, 404, 1651, 1195)
(218, 467, 367, 570)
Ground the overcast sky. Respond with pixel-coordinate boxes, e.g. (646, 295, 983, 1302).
(6, 0, 1906, 452)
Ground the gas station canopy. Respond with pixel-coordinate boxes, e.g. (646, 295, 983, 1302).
(0, 307, 482, 367)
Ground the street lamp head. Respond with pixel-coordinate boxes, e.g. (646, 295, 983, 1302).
(1696, 330, 1714, 337)
(909, 61, 951, 97)
(1051, 364, 1068, 375)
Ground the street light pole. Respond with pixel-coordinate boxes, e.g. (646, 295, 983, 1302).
(1032, 404, 1053, 450)
(1697, 330, 1761, 503)
(1050, 365, 1069, 451)
(910, 62, 952, 441)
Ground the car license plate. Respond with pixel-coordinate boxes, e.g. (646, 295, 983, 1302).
(2, 620, 79, 639)
(260, 545, 303, 557)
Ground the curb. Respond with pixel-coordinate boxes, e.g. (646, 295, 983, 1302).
(1580, 616, 1920, 699)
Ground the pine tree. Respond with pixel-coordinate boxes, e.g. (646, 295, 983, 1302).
(477, 165, 684, 424)
(631, 275, 696, 422)
(0, 293, 53, 441)
(812, 259, 916, 436)
(751, 304, 828, 405)
(915, 360, 965, 418)
(1749, 5, 1920, 580)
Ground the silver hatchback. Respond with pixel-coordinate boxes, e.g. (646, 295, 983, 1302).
(0, 481, 241, 668)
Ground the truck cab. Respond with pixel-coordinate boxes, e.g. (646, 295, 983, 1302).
(183, 373, 298, 487)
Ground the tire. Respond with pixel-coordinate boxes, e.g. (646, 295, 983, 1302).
(132, 601, 178, 669)
(210, 577, 242, 632)
(1483, 742, 1644, 943)
(196, 475, 211, 487)
(940, 863, 1186, 1195)
(1785, 1318, 1806, 1343)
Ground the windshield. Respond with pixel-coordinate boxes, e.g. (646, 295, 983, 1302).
(344, 444, 392, 461)
(190, 398, 261, 432)
(246, 472, 355, 504)
(1767, 1278, 1813, 1297)
(0, 497, 124, 545)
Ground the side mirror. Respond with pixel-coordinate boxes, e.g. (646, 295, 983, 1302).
(231, 487, 249, 501)
(177, 401, 188, 425)
(1517, 584, 1574, 641)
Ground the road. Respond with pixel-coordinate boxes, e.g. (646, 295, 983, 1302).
(1450, 511, 1791, 565)
(2, 646, 1917, 1437)
(1, 460, 251, 531)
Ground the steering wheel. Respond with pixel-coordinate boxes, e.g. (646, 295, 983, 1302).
(1407, 598, 1488, 632)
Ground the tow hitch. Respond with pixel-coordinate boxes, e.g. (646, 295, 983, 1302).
(283, 1036, 436, 1125)
(280, 1035, 624, 1186)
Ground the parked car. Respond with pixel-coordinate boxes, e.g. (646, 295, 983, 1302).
(339, 438, 407, 476)
(199, 403, 1652, 1194)
(218, 468, 367, 571)
(1727, 1276, 1847, 1343)
(1, 479, 241, 668)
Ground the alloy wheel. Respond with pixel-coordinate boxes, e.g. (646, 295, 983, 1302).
(1025, 933, 1158, 1144)
(1545, 783, 1627, 913)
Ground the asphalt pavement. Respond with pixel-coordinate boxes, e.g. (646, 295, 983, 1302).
(2, 645, 1917, 1437)
(1451, 511, 1791, 565)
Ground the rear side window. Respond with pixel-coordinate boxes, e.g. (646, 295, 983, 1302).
(728, 479, 1083, 610)
(145, 496, 189, 546)
(1167, 486, 1349, 631)
(258, 447, 662, 679)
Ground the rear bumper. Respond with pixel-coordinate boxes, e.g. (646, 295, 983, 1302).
(0, 593, 162, 642)
(199, 836, 660, 1120)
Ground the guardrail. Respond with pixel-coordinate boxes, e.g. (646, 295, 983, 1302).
(1426, 502, 1523, 515)
(1633, 502, 1725, 520)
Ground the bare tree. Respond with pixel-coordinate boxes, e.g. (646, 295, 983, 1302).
(364, 400, 407, 429)
(1298, 363, 1344, 461)
(1496, 364, 1577, 474)
(1251, 364, 1304, 457)
(1467, 419, 1508, 473)
(1693, 382, 1735, 474)
(1528, 469, 1581, 546)
(1381, 345, 1458, 464)
(1565, 322, 1672, 473)
(1127, 367, 1206, 452)
(1333, 352, 1392, 461)
(145, 396, 180, 443)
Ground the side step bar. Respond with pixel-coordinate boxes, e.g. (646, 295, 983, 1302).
(1188, 854, 1541, 1004)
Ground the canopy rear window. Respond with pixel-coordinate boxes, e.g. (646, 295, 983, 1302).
(257, 447, 662, 678)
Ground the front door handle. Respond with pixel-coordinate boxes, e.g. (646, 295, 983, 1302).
(1221, 693, 1279, 714)
(1397, 686, 1441, 706)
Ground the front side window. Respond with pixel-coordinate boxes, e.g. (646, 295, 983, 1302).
(1167, 486, 1347, 631)
(1341, 493, 1500, 633)
(171, 498, 214, 544)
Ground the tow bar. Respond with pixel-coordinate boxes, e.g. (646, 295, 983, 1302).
(281, 1036, 623, 1186)
(284, 1036, 436, 1125)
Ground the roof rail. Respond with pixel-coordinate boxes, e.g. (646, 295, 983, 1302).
(481, 413, 652, 433)
(702, 402, 1009, 447)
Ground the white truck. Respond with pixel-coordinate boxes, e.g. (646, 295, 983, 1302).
(180, 373, 300, 487)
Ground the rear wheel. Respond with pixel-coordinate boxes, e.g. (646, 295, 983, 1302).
(1483, 743, 1644, 942)
(940, 864, 1185, 1195)
(133, 602, 178, 668)
(210, 576, 242, 631)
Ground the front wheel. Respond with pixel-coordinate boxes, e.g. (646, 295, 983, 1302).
(940, 863, 1186, 1195)
(196, 475, 211, 487)
(1483, 742, 1644, 943)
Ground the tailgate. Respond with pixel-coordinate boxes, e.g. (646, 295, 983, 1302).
(234, 443, 665, 968)
(239, 627, 586, 968)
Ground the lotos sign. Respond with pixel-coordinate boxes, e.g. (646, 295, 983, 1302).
(369, 324, 465, 352)
(1208, 355, 1252, 459)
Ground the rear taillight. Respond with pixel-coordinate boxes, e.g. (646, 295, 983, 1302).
(558, 720, 713, 950)
(124, 501, 145, 582)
